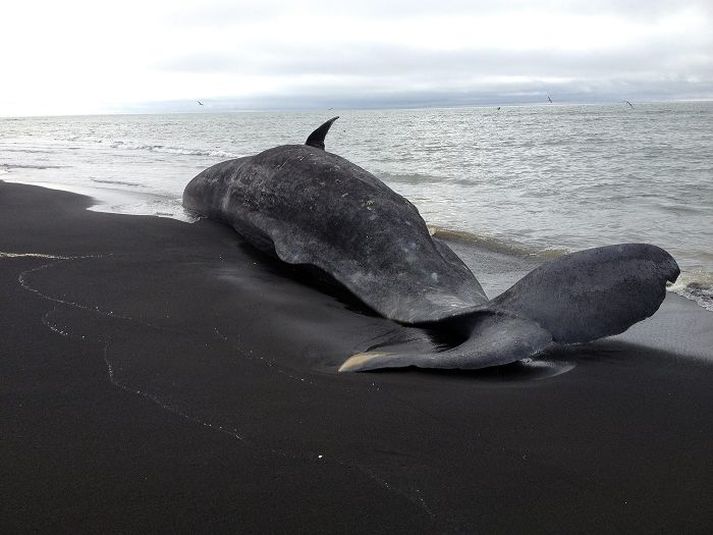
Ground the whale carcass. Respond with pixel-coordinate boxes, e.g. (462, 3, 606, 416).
(183, 118, 679, 372)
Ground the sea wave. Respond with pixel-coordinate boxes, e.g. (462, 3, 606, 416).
(379, 172, 446, 185)
(61, 136, 240, 159)
(668, 271, 713, 312)
(90, 178, 143, 188)
(379, 171, 479, 187)
(429, 225, 568, 259)
(112, 141, 239, 159)
(0, 163, 65, 171)
(1, 148, 55, 154)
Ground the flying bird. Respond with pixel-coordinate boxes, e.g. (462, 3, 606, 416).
(547, 95, 553, 104)
(625, 100, 634, 109)
(197, 100, 204, 106)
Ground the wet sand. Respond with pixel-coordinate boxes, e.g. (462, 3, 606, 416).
(1, 181, 712, 533)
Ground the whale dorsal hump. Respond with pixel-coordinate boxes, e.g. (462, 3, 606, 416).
(305, 116, 339, 150)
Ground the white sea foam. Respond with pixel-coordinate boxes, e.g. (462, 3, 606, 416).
(0, 251, 74, 259)
(668, 271, 713, 312)
(68, 136, 241, 159)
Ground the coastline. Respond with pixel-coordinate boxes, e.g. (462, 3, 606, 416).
(2, 181, 712, 533)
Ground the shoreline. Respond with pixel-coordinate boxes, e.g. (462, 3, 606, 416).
(2, 182, 712, 533)
(3, 174, 712, 314)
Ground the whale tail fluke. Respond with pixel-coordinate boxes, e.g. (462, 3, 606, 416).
(340, 243, 680, 372)
(305, 116, 339, 150)
(492, 243, 680, 344)
(339, 313, 552, 372)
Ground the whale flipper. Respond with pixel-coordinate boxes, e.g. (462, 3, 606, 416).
(339, 313, 552, 372)
(305, 116, 339, 150)
(492, 243, 680, 344)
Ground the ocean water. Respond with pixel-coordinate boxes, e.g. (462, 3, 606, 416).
(1, 102, 712, 310)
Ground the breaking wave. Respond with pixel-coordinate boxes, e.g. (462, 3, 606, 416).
(1, 163, 65, 170)
(63, 136, 241, 159)
(90, 178, 143, 188)
(379, 172, 447, 185)
(429, 225, 568, 260)
(668, 271, 713, 312)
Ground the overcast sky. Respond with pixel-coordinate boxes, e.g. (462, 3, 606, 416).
(2, 0, 712, 116)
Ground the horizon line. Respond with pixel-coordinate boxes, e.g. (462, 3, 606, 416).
(2, 96, 713, 120)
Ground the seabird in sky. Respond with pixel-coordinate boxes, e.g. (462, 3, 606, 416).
(547, 95, 553, 103)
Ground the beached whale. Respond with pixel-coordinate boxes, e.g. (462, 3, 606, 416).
(183, 118, 680, 372)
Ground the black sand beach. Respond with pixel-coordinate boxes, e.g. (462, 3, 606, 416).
(2, 181, 712, 533)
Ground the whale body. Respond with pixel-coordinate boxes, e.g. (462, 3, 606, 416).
(183, 118, 680, 372)
(184, 117, 488, 324)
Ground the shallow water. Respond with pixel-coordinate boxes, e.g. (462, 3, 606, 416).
(1, 102, 711, 308)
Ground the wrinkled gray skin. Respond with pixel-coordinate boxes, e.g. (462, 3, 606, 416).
(492, 243, 679, 344)
(183, 118, 680, 372)
(184, 118, 487, 324)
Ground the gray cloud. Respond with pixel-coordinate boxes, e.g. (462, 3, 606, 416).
(149, 0, 713, 109)
(165, 0, 713, 26)
(153, 36, 713, 105)
(126, 76, 713, 116)
(159, 42, 713, 79)
(4, 0, 711, 116)
(141, 0, 713, 111)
